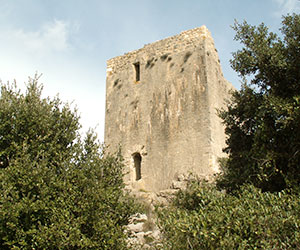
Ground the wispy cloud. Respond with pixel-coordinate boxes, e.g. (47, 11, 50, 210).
(13, 20, 72, 54)
(0, 18, 77, 84)
(273, 0, 300, 16)
(0, 19, 79, 89)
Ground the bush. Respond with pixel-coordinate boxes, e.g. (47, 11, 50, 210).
(0, 76, 139, 249)
(157, 179, 300, 249)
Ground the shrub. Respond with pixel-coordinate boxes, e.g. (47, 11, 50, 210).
(157, 180, 300, 249)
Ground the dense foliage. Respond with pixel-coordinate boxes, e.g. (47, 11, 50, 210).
(158, 180, 300, 249)
(0, 77, 139, 249)
(218, 14, 300, 192)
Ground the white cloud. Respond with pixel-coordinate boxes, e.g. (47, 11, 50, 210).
(0, 18, 77, 87)
(273, 0, 300, 16)
(13, 19, 71, 54)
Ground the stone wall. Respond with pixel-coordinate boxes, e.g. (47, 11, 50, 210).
(105, 26, 234, 192)
(107, 26, 210, 73)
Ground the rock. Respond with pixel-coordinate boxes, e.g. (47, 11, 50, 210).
(177, 174, 186, 181)
(129, 213, 148, 223)
(127, 222, 144, 233)
(152, 229, 161, 240)
(157, 189, 178, 197)
(135, 232, 147, 242)
(171, 180, 187, 189)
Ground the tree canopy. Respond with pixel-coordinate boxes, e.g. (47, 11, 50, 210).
(218, 14, 300, 192)
(0, 76, 139, 249)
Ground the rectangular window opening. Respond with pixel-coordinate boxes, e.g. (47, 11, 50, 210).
(133, 62, 140, 82)
(133, 153, 142, 181)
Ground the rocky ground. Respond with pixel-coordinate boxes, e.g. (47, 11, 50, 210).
(125, 173, 203, 249)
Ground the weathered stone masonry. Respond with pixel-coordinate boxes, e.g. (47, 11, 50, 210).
(105, 26, 234, 192)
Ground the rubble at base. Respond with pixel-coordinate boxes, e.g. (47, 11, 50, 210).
(125, 173, 212, 249)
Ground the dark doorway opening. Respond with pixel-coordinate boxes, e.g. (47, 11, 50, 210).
(133, 153, 142, 180)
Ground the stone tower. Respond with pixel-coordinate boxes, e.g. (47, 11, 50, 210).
(105, 26, 233, 192)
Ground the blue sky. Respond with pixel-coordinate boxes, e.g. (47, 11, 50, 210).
(0, 0, 299, 140)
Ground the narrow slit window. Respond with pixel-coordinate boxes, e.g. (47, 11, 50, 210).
(133, 153, 142, 180)
(134, 62, 140, 82)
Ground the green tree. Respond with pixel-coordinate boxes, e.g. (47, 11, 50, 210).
(0, 77, 79, 169)
(0, 76, 139, 249)
(218, 14, 300, 192)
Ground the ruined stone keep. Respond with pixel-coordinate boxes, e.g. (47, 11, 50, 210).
(105, 26, 233, 192)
